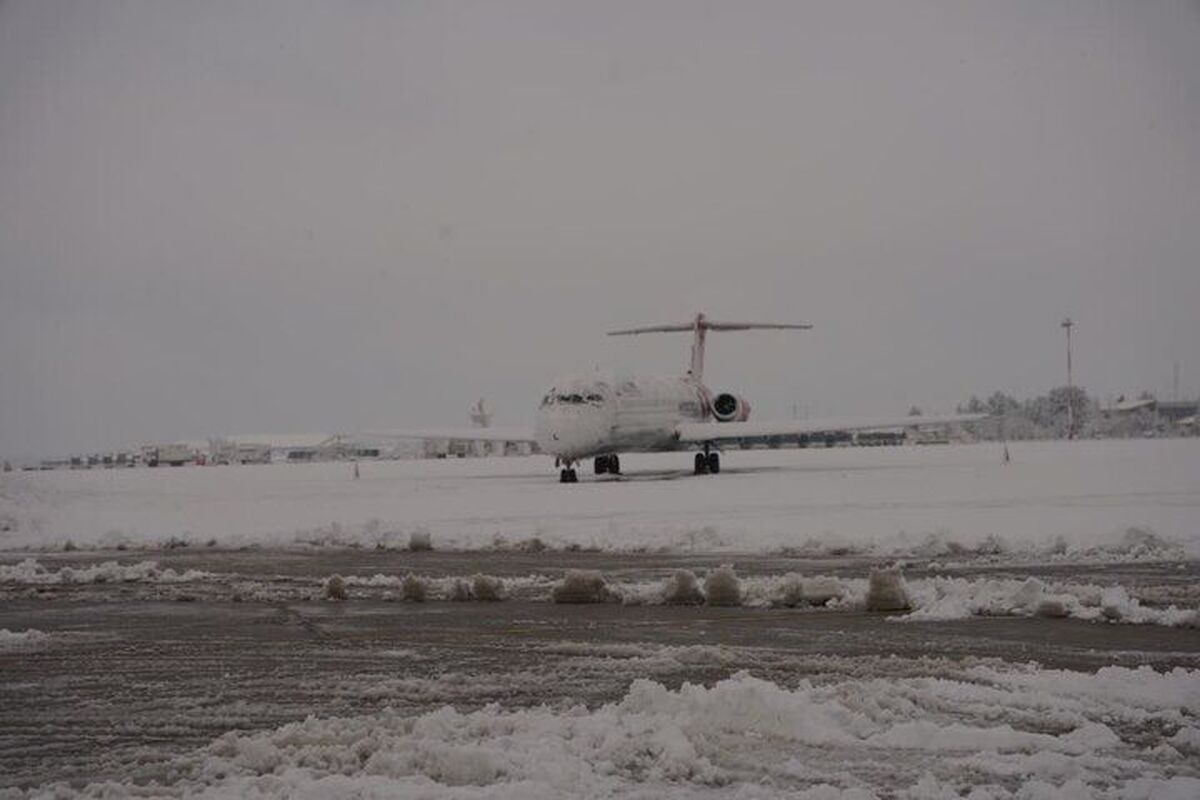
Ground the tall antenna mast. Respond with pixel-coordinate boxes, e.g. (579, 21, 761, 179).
(608, 312, 812, 382)
(1061, 318, 1075, 439)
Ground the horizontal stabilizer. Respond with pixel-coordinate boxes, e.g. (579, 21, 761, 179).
(607, 323, 696, 335)
(608, 312, 811, 379)
(608, 320, 812, 336)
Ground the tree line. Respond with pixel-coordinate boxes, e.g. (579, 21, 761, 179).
(955, 387, 1181, 440)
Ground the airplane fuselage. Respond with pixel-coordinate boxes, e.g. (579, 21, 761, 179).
(534, 374, 710, 461)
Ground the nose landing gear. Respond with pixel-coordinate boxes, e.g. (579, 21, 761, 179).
(693, 449, 720, 475)
(559, 466, 578, 483)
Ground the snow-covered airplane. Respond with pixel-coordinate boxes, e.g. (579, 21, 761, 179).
(371, 313, 984, 483)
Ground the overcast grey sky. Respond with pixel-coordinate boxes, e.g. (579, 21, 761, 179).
(2, 1, 1198, 458)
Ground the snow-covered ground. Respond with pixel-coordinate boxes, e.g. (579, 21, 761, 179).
(3, 439, 1199, 797)
(2, 439, 1198, 559)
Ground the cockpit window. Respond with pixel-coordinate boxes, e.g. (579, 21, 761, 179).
(549, 392, 604, 405)
(544, 385, 605, 406)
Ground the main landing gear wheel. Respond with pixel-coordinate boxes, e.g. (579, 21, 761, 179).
(559, 468, 578, 483)
(706, 452, 720, 474)
(593, 455, 621, 476)
(694, 453, 708, 475)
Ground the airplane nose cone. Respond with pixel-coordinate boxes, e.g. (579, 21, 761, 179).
(535, 406, 606, 459)
(534, 409, 562, 454)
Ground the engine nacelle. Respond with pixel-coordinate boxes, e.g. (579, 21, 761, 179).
(711, 392, 751, 422)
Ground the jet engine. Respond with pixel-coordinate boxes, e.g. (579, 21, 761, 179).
(711, 392, 751, 422)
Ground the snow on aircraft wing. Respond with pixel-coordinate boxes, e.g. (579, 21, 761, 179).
(363, 427, 537, 443)
(674, 414, 987, 444)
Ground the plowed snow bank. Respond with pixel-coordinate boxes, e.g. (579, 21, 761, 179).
(13, 664, 1198, 798)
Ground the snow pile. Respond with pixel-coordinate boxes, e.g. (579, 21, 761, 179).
(446, 578, 472, 601)
(731, 573, 848, 608)
(1034, 594, 1072, 618)
(341, 572, 517, 601)
(1170, 727, 1200, 756)
(874, 525, 1189, 566)
(333, 569, 855, 608)
(14, 553, 1184, 630)
(439, 575, 504, 599)
(322, 574, 348, 601)
(0, 628, 51, 650)
(702, 565, 742, 606)
(0, 558, 210, 585)
(400, 574, 427, 602)
(551, 570, 611, 604)
(897, 576, 1199, 627)
(323, 566, 1190, 629)
(559, 572, 854, 609)
(662, 569, 704, 605)
(865, 566, 911, 612)
(797, 575, 845, 606)
(1072, 525, 1185, 562)
(768, 573, 809, 608)
(469, 573, 505, 602)
(591, 571, 1195, 627)
(17, 664, 1199, 798)
(343, 573, 413, 591)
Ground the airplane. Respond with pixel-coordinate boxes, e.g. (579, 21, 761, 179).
(369, 312, 984, 483)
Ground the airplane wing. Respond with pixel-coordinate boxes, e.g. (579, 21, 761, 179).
(362, 427, 537, 444)
(675, 414, 987, 444)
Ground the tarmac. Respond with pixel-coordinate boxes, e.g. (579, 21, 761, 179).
(2, 548, 1198, 789)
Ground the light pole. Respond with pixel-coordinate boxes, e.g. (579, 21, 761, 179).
(1061, 318, 1075, 439)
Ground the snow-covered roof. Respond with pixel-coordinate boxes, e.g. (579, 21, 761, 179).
(227, 434, 337, 449)
(165, 439, 209, 451)
(1107, 398, 1156, 413)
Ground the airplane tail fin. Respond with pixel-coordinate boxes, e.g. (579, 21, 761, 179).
(608, 312, 811, 380)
